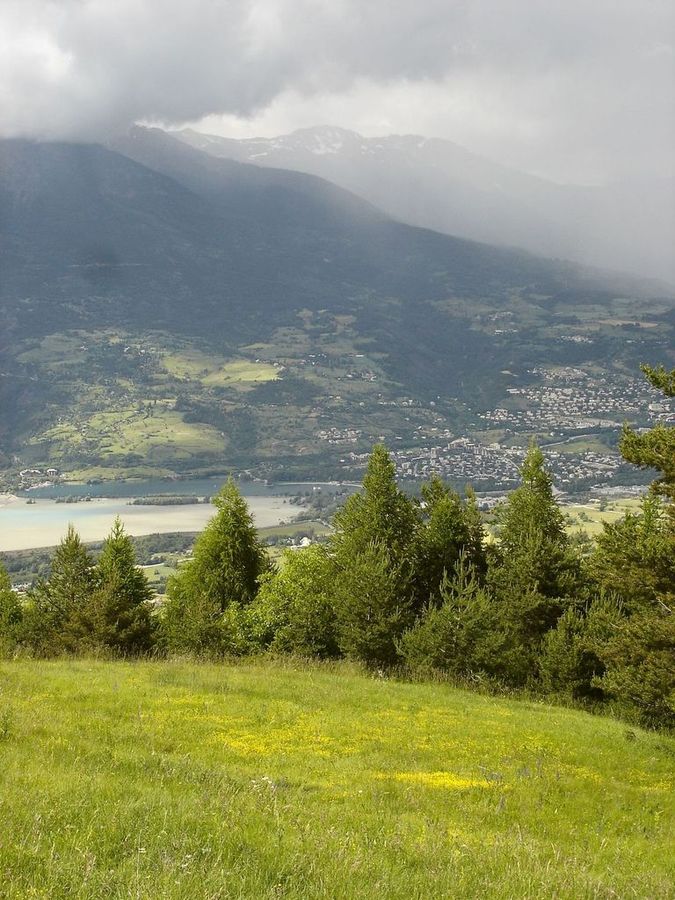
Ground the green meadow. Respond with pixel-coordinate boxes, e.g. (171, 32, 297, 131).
(162, 351, 278, 389)
(564, 498, 643, 537)
(0, 659, 672, 898)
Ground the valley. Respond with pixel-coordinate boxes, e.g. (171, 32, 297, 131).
(1, 129, 673, 495)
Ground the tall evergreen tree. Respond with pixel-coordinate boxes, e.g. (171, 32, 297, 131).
(484, 445, 581, 684)
(23, 524, 96, 654)
(332, 444, 419, 559)
(82, 518, 154, 654)
(162, 480, 270, 655)
(0, 562, 22, 656)
(620, 365, 675, 517)
(334, 541, 412, 666)
(589, 495, 675, 612)
(589, 363, 675, 727)
(412, 477, 486, 608)
(490, 444, 580, 605)
(329, 445, 418, 666)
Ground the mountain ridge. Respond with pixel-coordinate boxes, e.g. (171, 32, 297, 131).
(176, 125, 675, 285)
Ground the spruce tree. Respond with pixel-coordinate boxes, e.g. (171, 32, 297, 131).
(412, 477, 486, 608)
(83, 518, 154, 654)
(334, 541, 412, 666)
(329, 445, 418, 666)
(399, 552, 494, 675)
(162, 479, 270, 655)
(0, 562, 22, 656)
(23, 524, 96, 654)
(490, 444, 580, 606)
(485, 444, 581, 684)
(620, 365, 675, 517)
(332, 444, 419, 559)
(590, 364, 675, 727)
(589, 495, 675, 612)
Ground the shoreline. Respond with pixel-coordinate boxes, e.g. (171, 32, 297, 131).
(0, 495, 298, 553)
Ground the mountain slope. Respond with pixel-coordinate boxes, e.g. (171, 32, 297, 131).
(176, 125, 675, 284)
(0, 133, 673, 482)
(2, 659, 672, 898)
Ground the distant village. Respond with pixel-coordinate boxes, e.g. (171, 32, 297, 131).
(327, 367, 673, 494)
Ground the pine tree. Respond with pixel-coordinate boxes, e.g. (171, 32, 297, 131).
(399, 552, 493, 675)
(412, 477, 486, 608)
(589, 364, 675, 727)
(492, 444, 579, 600)
(332, 444, 419, 559)
(22, 524, 95, 654)
(538, 596, 623, 699)
(620, 365, 675, 517)
(589, 495, 675, 612)
(329, 445, 418, 666)
(82, 518, 154, 654)
(334, 541, 412, 666)
(596, 612, 675, 728)
(485, 445, 582, 684)
(0, 562, 22, 656)
(162, 480, 270, 655)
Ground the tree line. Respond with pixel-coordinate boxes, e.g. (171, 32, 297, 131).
(1, 365, 673, 728)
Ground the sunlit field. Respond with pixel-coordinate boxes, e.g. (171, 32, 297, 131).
(0, 659, 672, 898)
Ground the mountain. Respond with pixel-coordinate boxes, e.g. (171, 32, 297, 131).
(0, 130, 673, 484)
(176, 126, 675, 285)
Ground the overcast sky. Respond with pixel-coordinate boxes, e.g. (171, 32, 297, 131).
(1, 0, 673, 184)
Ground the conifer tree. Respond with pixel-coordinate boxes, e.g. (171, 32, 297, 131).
(490, 444, 580, 607)
(331, 444, 419, 559)
(412, 477, 486, 608)
(82, 518, 154, 654)
(0, 562, 22, 656)
(399, 552, 494, 675)
(484, 445, 581, 684)
(589, 363, 675, 726)
(620, 365, 675, 518)
(329, 445, 418, 665)
(334, 541, 412, 666)
(589, 495, 674, 612)
(162, 479, 270, 655)
(23, 524, 96, 653)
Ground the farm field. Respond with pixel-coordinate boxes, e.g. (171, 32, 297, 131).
(0, 659, 672, 898)
(563, 498, 643, 537)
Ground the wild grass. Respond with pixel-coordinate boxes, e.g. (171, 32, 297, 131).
(0, 658, 672, 898)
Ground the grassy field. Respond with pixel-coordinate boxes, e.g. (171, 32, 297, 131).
(162, 351, 278, 389)
(564, 498, 643, 537)
(33, 406, 226, 463)
(0, 660, 672, 898)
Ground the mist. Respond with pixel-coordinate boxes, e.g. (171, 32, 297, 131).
(1, 0, 673, 280)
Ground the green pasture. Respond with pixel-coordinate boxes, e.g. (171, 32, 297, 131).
(162, 350, 278, 389)
(16, 333, 88, 368)
(33, 406, 226, 463)
(564, 498, 643, 537)
(0, 659, 672, 898)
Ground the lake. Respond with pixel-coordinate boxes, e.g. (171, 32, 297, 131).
(0, 494, 298, 552)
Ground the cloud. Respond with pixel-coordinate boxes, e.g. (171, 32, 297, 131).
(1, 0, 673, 181)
